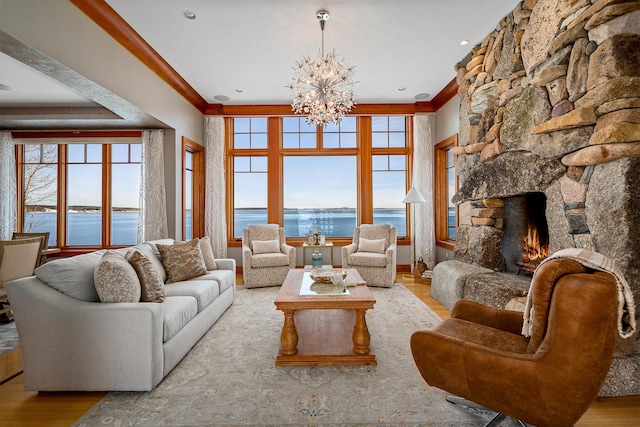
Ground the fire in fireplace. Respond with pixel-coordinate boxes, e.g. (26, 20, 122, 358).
(501, 193, 549, 274)
(517, 224, 549, 275)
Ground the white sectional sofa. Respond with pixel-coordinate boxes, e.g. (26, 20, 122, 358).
(5, 239, 236, 392)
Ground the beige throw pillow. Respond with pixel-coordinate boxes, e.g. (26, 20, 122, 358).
(126, 250, 166, 302)
(198, 237, 217, 270)
(94, 251, 141, 303)
(358, 238, 386, 254)
(157, 239, 207, 283)
(252, 239, 280, 254)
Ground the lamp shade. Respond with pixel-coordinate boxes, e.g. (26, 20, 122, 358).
(402, 187, 427, 204)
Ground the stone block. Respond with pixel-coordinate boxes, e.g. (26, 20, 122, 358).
(430, 260, 494, 310)
(454, 224, 503, 270)
(530, 107, 596, 134)
(588, 9, 640, 45)
(575, 77, 640, 109)
(567, 213, 590, 233)
(599, 351, 640, 397)
(595, 108, 640, 133)
(587, 34, 640, 90)
(584, 1, 640, 31)
(462, 272, 531, 309)
(521, 0, 565, 73)
(595, 97, 640, 115)
(546, 76, 569, 106)
(561, 141, 640, 166)
(589, 122, 640, 145)
(552, 99, 575, 117)
(567, 38, 590, 97)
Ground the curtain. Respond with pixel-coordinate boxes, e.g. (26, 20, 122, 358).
(0, 131, 17, 240)
(413, 114, 436, 269)
(137, 129, 168, 242)
(204, 116, 227, 258)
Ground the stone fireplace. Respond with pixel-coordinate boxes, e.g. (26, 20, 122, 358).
(431, 0, 640, 396)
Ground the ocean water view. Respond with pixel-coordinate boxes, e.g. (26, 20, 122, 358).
(27, 208, 410, 245)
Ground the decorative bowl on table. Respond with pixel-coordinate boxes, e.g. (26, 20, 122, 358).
(309, 269, 348, 284)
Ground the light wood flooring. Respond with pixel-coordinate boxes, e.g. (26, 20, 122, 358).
(0, 272, 638, 426)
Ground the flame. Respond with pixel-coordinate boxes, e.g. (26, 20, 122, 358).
(522, 225, 548, 264)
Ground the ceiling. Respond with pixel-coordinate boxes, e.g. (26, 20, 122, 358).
(0, 0, 519, 128)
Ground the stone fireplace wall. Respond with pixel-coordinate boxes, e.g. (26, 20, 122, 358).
(451, 0, 640, 321)
(441, 0, 640, 395)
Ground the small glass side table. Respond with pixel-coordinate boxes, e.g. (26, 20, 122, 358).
(302, 242, 334, 268)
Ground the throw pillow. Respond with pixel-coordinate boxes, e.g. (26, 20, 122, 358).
(252, 239, 280, 254)
(126, 250, 166, 302)
(94, 251, 141, 303)
(198, 237, 218, 270)
(358, 238, 386, 254)
(157, 238, 207, 283)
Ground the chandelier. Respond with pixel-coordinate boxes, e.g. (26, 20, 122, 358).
(288, 10, 357, 127)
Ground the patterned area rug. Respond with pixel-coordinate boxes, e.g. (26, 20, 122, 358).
(0, 322, 19, 355)
(74, 284, 492, 426)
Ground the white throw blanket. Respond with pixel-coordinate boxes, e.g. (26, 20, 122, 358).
(522, 248, 637, 339)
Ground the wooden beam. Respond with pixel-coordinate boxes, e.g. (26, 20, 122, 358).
(70, 0, 208, 113)
(431, 78, 459, 111)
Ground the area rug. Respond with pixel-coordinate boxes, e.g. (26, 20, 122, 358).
(0, 322, 19, 355)
(74, 284, 492, 426)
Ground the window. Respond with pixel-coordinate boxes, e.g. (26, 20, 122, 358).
(183, 137, 204, 240)
(17, 138, 142, 249)
(228, 115, 412, 242)
(21, 144, 58, 247)
(435, 134, 458, 249)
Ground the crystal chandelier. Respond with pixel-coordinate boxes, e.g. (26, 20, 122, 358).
(288, 10, 357, 127)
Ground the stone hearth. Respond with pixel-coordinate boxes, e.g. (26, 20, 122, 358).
(432, 0, 640, 396)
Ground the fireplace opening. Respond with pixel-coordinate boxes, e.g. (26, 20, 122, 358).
(501, 193, 549, 274)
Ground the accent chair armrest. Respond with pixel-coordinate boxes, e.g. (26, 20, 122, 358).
(451, 299, 524, 335)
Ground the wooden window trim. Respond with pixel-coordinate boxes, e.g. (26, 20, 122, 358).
(182, 137, 205, 239)
(434, 134, 458, 250)
(226, 115, 413, 247)
(15, 134, 142, 255)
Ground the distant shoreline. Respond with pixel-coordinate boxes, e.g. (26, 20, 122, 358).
(26, 206, 139, 213)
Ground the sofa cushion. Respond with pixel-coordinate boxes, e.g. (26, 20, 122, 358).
(189, 270, 235, 294)
(198, 237, 218, 270)
(164, 280, 220, 312)
(162, 296, 198, 342)
(348, 252, 388, 268)
(359, 223, 391, 242)
(35, 250, 106, 302)
(252, 239, 280, 254)
(358, 237, 386, 254)
(126, 250, 166, 303)
(94, 251, 141, 303)
(133, 242, 168, 282)
(251, 252, 290, 268)
(157, 239, 207, 283)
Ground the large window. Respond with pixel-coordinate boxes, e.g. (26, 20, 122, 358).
(17, 139, 141, 249)
(228, 115, 412, 242)
(435, 134, 458, 249)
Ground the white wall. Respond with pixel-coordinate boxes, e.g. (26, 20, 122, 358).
(0, 0, 205, 239)
(433, 94, 460, 265)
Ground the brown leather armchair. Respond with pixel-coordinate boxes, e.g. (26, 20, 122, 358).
(410, 258, 619, 427)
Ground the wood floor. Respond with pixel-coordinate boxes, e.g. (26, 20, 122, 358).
(0, 272, 638, 426)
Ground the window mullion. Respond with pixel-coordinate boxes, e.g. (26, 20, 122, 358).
(358, 117, 373, 224)
(103, 144, 112, 247)
(267, 117, 282, 224)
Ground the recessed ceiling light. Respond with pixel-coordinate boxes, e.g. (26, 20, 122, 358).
(183, 10, 196, 20)
(213, 95, 230, 102)
(460, 40, 469, 46)
(414, 93, 431, 100)
(398, 87, 406, 91)
(0, 83, 14, 91)
(235, 89, 244, 93)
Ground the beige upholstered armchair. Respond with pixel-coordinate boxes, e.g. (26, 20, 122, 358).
(0, 237, 44, 320)
(341, 224, 397, 288)
(242, 224, 295, 288)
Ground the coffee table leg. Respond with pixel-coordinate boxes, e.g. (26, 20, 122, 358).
(352, 309, 370, 354)
(280, 309, 298, 355)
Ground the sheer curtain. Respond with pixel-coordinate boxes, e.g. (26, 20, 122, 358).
(413, 114, 436, 269)
(137, 129, 168, 242)
(204, 116, 227, 257)
(0, 131, 17, 240)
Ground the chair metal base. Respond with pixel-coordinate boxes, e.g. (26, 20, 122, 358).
(445, 396, 530, 427)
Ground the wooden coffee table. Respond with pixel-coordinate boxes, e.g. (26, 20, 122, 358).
(274, 268, 377, 366)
